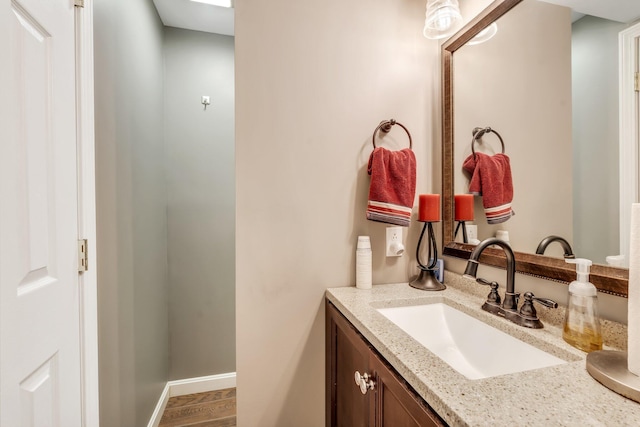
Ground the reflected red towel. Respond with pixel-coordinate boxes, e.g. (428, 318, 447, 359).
(367, 147, 416, 227)
(462, 152, 514, 224)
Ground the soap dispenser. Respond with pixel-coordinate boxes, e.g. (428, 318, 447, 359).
(563, 258, 603, 352)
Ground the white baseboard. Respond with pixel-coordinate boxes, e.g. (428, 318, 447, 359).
(147, 383, 171, 427)
(168, 372, 236, 397)
(147, 372, 236, 427)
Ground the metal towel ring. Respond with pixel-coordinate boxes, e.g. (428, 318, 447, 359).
(471, 126, 505, 157)
(372, 119, 413, 150)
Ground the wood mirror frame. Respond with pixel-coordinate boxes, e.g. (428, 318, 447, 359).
(441, 0, 628, 297)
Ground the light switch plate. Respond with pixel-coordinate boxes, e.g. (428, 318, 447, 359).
(386, 226, 404, 257)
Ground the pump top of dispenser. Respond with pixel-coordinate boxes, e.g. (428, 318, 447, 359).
(566, 258, 596, 296)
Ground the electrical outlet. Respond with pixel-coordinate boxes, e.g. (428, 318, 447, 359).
(386, 226, 405, 257)
(467, 224, 478, 241)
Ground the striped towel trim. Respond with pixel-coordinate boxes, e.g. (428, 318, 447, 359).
(367, 201, 413, 215)
(367, 201, 412, 227)
(485, 203, 514, 224)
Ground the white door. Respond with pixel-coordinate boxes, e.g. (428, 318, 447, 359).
(0, 0, 82, 425)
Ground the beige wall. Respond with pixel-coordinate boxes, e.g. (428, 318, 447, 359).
(235, 0, 439, 424)
(453, 0, 573, 255)
(197, 1, 629, 425)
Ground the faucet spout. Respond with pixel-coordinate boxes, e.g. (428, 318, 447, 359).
(535, 235, 575, 259)
(464, 237, 518, 311)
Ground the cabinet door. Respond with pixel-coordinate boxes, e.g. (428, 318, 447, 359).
(371, 351, 446, 427)
(326, 302, 372, 427)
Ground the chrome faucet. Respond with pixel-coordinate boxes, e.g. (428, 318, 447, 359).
(535, 235, 575, 259)
(463, 237, 557, 328)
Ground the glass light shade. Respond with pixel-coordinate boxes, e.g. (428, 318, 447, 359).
(423, 0, 462, 40)
(190, 0, 233, 7)
(467, 22, 498, 46)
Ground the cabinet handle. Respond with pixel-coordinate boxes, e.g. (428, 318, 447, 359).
(354, 371, 375, 394)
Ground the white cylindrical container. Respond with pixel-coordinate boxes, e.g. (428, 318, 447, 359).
(356, 236, 372, 289)
(495, 230, 510, 244)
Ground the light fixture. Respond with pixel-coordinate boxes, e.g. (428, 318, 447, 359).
(190, 0, 233, 7)
(423, 0, 462, 40)
(467, 22, 498, 46)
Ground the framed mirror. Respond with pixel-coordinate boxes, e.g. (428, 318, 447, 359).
(441, 0, 635, 297)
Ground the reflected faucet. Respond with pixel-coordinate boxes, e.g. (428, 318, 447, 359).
(535, 235, 575, 259)
(463, 238, 518, 312)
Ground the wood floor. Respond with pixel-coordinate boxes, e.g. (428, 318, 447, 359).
(158, 388, 236, 427)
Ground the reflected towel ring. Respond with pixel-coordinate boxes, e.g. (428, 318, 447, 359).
(471, 126, 505, 157)
(372, 119, 413, 150)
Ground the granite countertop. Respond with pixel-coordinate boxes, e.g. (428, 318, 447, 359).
(325, 271, 640, 426)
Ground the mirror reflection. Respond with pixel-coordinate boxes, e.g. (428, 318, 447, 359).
(452, 0, 639, 267)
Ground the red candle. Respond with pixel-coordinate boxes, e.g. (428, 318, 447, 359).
(418, 194, 440, 222)
(454, 194, 474, 221)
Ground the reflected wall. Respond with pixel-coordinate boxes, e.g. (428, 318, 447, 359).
(453, 0, 572, 258)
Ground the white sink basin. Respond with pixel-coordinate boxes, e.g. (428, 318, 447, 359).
(377, 303, 567, 380)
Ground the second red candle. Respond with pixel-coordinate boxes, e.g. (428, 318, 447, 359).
(454, 194, 474, 221)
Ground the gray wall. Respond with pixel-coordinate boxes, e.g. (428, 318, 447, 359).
(94, 0, 169, 425)
(163, 27, 235, 380)
(572, 16, 626, 262)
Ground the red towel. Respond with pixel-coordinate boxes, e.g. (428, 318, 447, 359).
(367, 147, 416, 227)
(462, 152, 514, 224)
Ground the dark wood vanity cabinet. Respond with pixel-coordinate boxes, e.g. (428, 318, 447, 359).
(326, 301, 446, 427)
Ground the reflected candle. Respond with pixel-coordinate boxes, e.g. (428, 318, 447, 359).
(418, 194, 440, 222)
(454, 194, 474, 221)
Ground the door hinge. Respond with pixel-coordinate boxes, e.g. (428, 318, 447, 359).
(78, 239, 88, 273)
(74, 0, 84, 8)
(635, 72, 639, 92)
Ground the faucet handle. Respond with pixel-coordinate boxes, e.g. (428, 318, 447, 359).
(520, 292, 558, 318)
(476, 277, 493, 286)
(528, 292, 558, 308)
(476, 278, 501, 305)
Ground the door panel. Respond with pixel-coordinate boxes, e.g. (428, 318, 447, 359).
(1, 0, 81, 425)
(19, 355, 58, 427)
(326, 303, 371, 427)
(370, 352, 445, 427)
